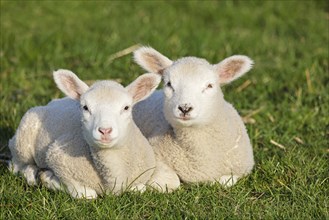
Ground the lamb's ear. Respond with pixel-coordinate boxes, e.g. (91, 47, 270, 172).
(126, 73, 161, 104)
(53, 69, 89, 100)
(133, 46, 173, 75)
(214, 55, 254, 85)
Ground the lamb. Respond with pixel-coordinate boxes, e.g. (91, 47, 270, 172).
(132, 46, 255, 190)
(8, 69, 161, 199)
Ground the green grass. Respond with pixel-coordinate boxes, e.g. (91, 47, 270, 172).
(1, 0, 328, 219)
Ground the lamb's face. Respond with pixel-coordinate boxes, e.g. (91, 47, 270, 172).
(80, 81, 133, 149)
(133, 46, 253, 128)
(163, 58, 223, 127)
(54, 69, 160, 148)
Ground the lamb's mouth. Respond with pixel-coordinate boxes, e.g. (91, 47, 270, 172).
(94, 138, 113, 145)
(176, 116, 193, 121)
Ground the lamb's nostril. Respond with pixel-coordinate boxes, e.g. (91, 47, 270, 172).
(186, 107, 193, 113)
(178, 106, 185, 113)
(98, 127, 112, 135)
(178, 105, 193, 114)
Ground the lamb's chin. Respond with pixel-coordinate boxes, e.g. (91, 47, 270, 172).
(172, 118, 196, 127)
(93, 142, 115, 149)
(87, 138, 117, 149)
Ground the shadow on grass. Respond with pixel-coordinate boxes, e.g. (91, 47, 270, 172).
(0, 125, 14, 156)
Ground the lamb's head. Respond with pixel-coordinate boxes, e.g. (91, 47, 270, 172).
(53, 69, 160, 148)
(134, 46, 253, 127)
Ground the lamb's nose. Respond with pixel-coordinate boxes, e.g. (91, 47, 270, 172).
(178, 105, 193, 115)
(98, 127, 112, 135)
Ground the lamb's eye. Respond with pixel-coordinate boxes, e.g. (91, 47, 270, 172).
(124, 106, 130, 111)
(82, 105, 89, 111)
(166, 81, 172, 88)
(207, 83, 213, 89)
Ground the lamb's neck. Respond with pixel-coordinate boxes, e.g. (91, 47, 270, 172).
(90, 125, 134, 185)
(173, 102, 228, 147)
(174, 123, 220, 142)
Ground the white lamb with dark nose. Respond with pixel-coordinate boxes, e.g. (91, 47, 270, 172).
(132, 46, 255, 191)
(8, 70, 160, 199)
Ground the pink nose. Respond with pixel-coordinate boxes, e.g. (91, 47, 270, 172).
(98, 127, 112, 135)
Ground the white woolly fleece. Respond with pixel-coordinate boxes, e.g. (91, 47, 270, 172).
(133, 46, 255, 188)
(9, 71, 161, 199)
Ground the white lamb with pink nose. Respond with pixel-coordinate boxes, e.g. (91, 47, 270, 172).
(8, 70, 160, 199)
(132, 46, 255, 192)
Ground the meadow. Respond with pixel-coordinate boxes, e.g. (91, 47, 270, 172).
(0, 1, 328, 219)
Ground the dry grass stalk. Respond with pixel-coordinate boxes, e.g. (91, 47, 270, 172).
(107, 44, 142, 63)
(243, 106, 264, 118)
(236, 79, 252, 92)
(242, 106, 264, 124)
(242, 117, 256, 124)
(293, 136, 304, 144)
(270, 139, 286, 150)
(266, 113, 275, 122)
(305, 69, 313, 93)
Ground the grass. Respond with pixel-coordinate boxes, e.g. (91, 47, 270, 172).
(1, 0, 328, 219)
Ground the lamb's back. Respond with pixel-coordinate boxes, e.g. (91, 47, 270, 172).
(33, 98, 81, 167)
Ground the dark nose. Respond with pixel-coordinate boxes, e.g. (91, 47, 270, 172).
(178, 105, 193, 115)
(98, 127, 112, 135)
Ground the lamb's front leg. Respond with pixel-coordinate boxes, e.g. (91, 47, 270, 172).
(45, 138, 100, 199)
(12, 162, 39, 186)
(40, 166, 98, 199)
(8, 137, 40, 186)
(148, 160, 180, 193)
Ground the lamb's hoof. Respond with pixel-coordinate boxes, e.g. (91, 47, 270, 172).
(130, 183, 146, 193)
(219, 175, 238, 187)
(8, 160, 22, 174)
(67, 185, 98, 199)
(39, 169, 61, 190)
(148, 181, 180, 193)
(22, 165, 39, 186)
(7, 161, 38, 185)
